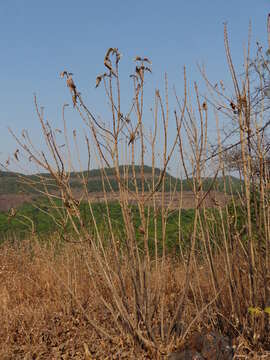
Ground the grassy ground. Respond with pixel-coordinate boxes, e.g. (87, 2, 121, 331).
(0, 238, 268, 359)
(0, 200, 195, 256)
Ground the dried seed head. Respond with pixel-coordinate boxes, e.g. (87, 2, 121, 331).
(60, 71, 67, 78)
(14, 149, 19, 161)
(95, 73, 107, 88)
(134, 56, 152, 64)
(230, 101, 236, 110)
(128, 132, 136, 145)
(95, 75, 103, 88)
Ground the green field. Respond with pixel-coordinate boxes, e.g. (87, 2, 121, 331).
(0, 165, 245, 254)
(0, 197, 198, 253)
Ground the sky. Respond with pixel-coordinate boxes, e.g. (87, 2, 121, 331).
(0, 0, 269, 173)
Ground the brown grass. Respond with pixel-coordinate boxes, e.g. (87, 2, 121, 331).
(0, 239, 268, 359)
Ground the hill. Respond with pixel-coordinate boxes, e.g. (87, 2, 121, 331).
(0, 166, 242, 195)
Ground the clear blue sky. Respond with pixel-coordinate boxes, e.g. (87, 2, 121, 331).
(0, 0, 269, 171)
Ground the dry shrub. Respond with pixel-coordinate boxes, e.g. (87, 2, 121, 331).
(3, 23, 270, 358)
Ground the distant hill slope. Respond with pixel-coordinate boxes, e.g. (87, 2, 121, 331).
(0, 165, 242, 196)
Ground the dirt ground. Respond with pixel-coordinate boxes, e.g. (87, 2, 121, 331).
(85, 191, 230, 209)
(0, 194, 33, 212)
(0, 191, 230, 213)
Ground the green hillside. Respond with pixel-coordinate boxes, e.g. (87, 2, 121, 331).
(0, 166, 242, 195)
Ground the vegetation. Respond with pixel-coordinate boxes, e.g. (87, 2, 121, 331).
(1, 22, 270, 358)
(0, 200, 196, 256)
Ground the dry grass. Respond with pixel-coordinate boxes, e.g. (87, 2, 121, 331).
(0, 239, 268, 359)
